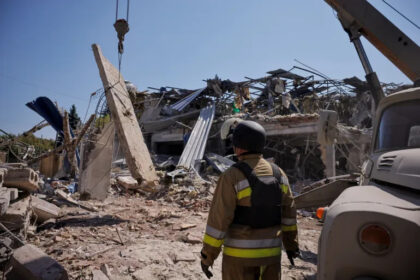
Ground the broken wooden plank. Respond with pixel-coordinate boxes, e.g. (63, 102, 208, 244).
(7, 244, 69, 280)
(79, 122, 114, 200)
(55, 189, 97, 212)
(92, 44, 158, 186)
(4, 168, 39, 192)
(31, 196, 61, 223)
(39, 153, 64, 178)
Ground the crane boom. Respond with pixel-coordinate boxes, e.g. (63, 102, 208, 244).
(325, 0, 420, 83)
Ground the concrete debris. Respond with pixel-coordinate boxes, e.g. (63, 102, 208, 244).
(0, 168, 6, 188)
(100, 263, 112, 279)
(8, 188, 19, 201)
(116, 175, 138, 190)
(55, 189, 97, 212)
(1, 48, 406, 279)
(0, 187, 10, 215)
(92, 44, 158, 186)
(31, 196, 61, 223)
(7, 244, 68, 280)
(4, 167, 40, 192)
(79, 122, 115, 200)
(92, 269, 110, 280)
(0, 196, 32, 232)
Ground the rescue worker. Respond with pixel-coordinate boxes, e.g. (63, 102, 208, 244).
(200, 120, 299, 280)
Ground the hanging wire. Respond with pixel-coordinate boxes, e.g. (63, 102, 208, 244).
(382, 0, 420, 30)
(126, 0, 130, 23)
(114, 0, 130, 77)
(115, 0, 119, 21)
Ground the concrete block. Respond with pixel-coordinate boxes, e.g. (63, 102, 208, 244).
(116, 176, 138, 190)
(32, 197, 60, 223)
(0, 196, 31, 231)
(4, 168, 39, 192)
(7, 244, 68, 280)
(8, 188, 18, 201)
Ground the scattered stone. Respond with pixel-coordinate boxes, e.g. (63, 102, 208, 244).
(100, 263, 112, 279)
(92, 269, 110, 280)
(183, 234, 201, 244)
(179, 223, 196, 231)
(116, 176, 138, 190)
(32, 196, 61, 223)
(7, 244, 68, 280)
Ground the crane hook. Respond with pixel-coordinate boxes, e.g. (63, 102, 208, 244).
(114, 19, 129, 54)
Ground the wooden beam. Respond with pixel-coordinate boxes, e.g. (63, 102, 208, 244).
(63, 111, 77, 176)
(92, 44, 158, 185)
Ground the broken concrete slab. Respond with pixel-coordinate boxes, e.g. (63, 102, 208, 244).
(7, 244, 68, 280)
(0, 196, 31, 231)
(79, 122, 115, 200)
(0, 168, 6, 188)
(0, 187, 10, 215)
(295, 179, 357, 209)
(4, 168, 39, 192)
(92, 44, 158, 186)
(116, 176, 138, 190)
(100, 264, 112, 279)
(32, 196, 60, 223)
(92, 269, 109, 280)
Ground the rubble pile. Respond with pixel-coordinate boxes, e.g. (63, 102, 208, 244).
(0, 45, 411, 279)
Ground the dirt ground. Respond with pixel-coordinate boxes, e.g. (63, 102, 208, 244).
(28, 191, 321, 280)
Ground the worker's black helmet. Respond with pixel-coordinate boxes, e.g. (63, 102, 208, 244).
(233, 120, 266, 153)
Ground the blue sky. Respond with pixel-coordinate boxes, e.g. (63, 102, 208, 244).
(0, 0, 419, 139)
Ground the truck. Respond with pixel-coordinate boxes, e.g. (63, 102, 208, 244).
(315, 0, 420, 279)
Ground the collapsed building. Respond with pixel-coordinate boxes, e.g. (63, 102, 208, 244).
(0, 44, 411, 279)
(120, 66, 378, 186)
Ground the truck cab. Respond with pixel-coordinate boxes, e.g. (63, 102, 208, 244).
(317, 88, 420, 279)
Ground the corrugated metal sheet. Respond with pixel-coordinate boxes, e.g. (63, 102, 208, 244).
(177, 104, 215, 169)
(170, 88, 205, 112)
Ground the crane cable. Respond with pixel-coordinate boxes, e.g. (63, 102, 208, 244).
(382, 0, 420, 30)
(114, 0, 130, 74)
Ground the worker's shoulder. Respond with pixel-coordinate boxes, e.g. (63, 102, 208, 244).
(220, 163, 245, 184)
(223, 164, 242, 177)
(267, 161, 289, 184)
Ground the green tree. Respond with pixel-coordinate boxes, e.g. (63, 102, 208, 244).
(69, 104, 81, 131)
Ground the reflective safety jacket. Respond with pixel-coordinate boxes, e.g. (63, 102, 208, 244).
(201, 154, 299, 267)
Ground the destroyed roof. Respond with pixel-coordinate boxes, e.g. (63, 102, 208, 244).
(266, 68, 305, 80)
(177, 105, 216, 170)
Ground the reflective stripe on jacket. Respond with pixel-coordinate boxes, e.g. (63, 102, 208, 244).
(201, 154, 298, 267)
